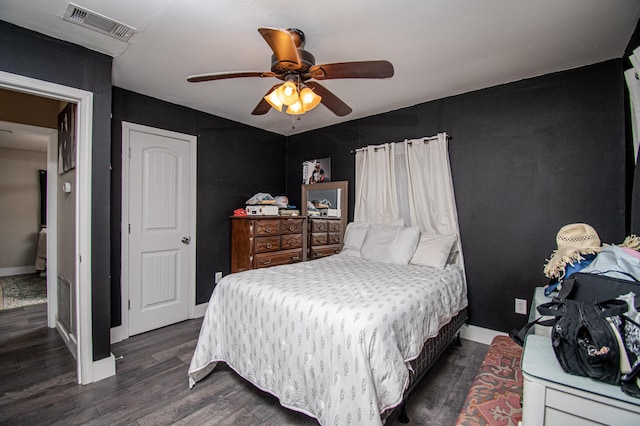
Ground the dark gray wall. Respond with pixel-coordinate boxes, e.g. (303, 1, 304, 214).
(2, 18, 634, 351)
(0, 21, 113, 360)
(286, 59, 627, 333)
(110, 88, 286, 325)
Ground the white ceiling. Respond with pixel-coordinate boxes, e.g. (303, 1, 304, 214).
(0, 121, 52, 152)
(1, 0, 640, 136)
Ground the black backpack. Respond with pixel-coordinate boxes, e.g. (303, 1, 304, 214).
(510, 272, 638, 390)
(539, 298, 627, 385)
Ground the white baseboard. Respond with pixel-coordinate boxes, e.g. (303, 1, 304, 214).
(0, 266, 36, 277)
(56, 318, 78, 360)
(460, 324, 507, 346)
(192, 302, 208, 318)
(92, 354, 116, 382)
(110, 325, 126, 344)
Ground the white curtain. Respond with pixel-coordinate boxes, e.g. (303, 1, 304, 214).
(354, 143, 400, 224)
(354, 133, 465, 274)
(626, 46, 640, 164)
(406, 134, 461, 236)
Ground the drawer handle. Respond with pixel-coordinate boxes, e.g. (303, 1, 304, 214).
(262, 259, 271, 265)
(264, 227, 272, 233)
(289, 225, 295, 231)
(288, 241, 295, 246)
(291, 256, 299, 260)
(266, 244, 272, 249)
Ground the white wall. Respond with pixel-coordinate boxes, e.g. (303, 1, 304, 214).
(57, 164, 76, 333)
(0, 147, 46, 275)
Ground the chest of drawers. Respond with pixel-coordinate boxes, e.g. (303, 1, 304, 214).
(231, 216, 307, 273)
(308, 217, 343, 260)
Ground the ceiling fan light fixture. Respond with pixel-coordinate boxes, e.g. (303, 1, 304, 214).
(264, 90, 284, 112)
(277, 80, 299, 105)
(286, 99, 305, 115)
(300, 87, 321, 112)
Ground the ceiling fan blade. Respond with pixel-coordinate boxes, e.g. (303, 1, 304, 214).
(305, 81, 352, 116)
(251, 84, 281, 115)
(258, 27, 301, 66)
(187, 71, 276, 83)
(308, 60, 394, 80)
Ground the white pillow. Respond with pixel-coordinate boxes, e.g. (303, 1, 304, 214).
(410, 233, 457, 269)
(360, 224, 420, 265)
(340, 219, 405, 258)
(341, 222, 370, 257)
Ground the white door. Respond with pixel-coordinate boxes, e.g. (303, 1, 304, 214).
(127, 125, 194, 336)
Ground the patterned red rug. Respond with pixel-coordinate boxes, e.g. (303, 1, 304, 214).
(455, 335, 523, 426)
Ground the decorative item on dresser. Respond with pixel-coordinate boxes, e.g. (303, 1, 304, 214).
(230, 215, 307, 273)
(308, 217, 343, 259)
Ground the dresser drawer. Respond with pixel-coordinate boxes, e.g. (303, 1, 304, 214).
(310, 245, 342, 259)
(328, 232, 341, 245)
(254, 219, 280, 236)
(281, 233, 303, 249)
(311, 233, 328, 246)
(310, 219, 328, 233)
(254, 236, 280, 253)
(255, 249, 303, 268)
(280, 218, 304, 235)
(545, 387, 640, 425)
(328, 221, 342, 232)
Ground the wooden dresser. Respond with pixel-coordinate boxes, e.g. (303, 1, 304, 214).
(231, 216, 307, 273)
(308, 217, 343, 260)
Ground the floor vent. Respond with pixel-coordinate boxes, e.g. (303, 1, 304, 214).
(63, 3, 136, 42)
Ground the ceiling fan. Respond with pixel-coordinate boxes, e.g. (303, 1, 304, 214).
(186, 27, 394, 117)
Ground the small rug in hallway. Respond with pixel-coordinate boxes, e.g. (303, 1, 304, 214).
(0, 274, 47, 309)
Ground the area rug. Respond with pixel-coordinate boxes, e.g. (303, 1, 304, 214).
(455, 335, 523, 426)
(0, 274, 47, 309)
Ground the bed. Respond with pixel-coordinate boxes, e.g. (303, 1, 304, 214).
(188, 231, 468, 425)
(34, 227, 47, 273)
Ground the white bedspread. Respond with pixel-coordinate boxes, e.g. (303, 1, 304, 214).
(188, 254, 467, 425)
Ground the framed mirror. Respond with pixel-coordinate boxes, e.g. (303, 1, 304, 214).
(301, 180, 348, 237)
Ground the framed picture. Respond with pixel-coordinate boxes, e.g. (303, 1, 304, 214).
(302, 157, 331, 184)
(58, 103, 76, 174)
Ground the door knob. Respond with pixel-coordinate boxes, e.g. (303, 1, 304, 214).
(181, 237, 191, 244)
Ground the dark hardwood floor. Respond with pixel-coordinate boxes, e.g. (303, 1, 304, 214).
(0, 303, 488, 425)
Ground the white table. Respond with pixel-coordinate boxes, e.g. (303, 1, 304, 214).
(521, 334, 640, 425)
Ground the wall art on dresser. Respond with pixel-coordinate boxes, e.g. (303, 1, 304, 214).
(302, 157, 331, 184)
(57, 102, 76, 174)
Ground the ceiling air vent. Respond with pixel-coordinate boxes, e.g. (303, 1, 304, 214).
(63, 3, 136, 42)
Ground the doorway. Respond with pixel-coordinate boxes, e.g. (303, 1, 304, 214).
(0, 70, 108, 384)
(0, 120, 54, 313)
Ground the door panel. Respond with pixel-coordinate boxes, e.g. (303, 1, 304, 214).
(128, 128, 191, 336)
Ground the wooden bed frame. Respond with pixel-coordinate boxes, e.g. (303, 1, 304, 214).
(382, 307, 469, 423)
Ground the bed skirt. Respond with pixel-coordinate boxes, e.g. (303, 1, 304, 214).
(382, 306, 469, 421)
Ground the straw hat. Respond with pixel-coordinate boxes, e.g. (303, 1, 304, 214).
(543, 223, 602, 279)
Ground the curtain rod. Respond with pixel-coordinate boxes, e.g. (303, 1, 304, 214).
(349, 133, 450, 154)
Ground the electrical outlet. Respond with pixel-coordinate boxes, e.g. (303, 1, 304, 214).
(515, 298, 527, 315)
(215, 271, 222, 284)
